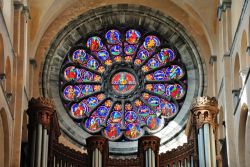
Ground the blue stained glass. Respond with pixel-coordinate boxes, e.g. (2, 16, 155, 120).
(148, 58, 160, 69)
(138, 106, 150, 117)
(87, 59, 99, 70)
(153, 70, 165, 80)
(104, 124, 122, 140)
(97, 106, 109, 117)
(153, 84, 165, 95)
(126, 29, 141, 44)
(125, 111, 137, 123)
(72, 49, 88, 64)
(87, 36, 103, 51)
(110, 45, 122, 56)
(97, 50, 109, 61)
(143, 36, 160, 50)
(87, 97, 99, 108)
(148, 96, 160, 107)
(137, 49, 149, 60)
(125, 123, 143, 140)
(166, 65, 184, 80)
(105, 30, 121, 44)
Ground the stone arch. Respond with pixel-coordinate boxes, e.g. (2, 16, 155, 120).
(0, 107, 10, 167)
(233, 54, 240, 89)
(0, 33, 4, 74)
(240, 30, 247, 69)
(5, 56, 11, 93)
(238, 103, 248, 167)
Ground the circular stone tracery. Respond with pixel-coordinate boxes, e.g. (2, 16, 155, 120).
(59, 28, 187, 141)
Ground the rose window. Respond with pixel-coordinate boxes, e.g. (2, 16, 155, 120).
(59, 29, 187, 141)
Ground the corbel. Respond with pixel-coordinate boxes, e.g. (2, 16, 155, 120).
(247, 46, 250, 56)
(209, 55, 217, 65)
(0, 73, 6, 81)
(30, 59, 37, 68)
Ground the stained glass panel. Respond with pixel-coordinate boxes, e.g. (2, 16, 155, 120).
(59, 28, 187, 141)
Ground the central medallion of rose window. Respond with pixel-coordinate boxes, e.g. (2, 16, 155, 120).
(59, 29, 187, 141)
(111, 72, 137, 95)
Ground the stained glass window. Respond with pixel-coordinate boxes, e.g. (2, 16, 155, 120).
(59, 29, 187, 141)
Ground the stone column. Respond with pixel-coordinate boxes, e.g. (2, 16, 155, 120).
(86, 136, 108, 167)
(27, 97, 55, 167)
(138, 136, 160, 167)
(191, 96, 219, 167)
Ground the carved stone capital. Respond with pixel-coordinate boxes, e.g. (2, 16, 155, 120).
(139, 136, 160, 154)
(86, 136, 108, 153)
(191, 96, 219, 129)
(27, 97, 55, 129)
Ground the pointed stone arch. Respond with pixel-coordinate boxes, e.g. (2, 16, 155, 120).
(0, 33, 4, 74)
(240, 30, 247, 69)
(0, 107, 10, 167)
(238, 103, 248, 167)
(233, 54, 240, 89)
(5, 56, 11, 93)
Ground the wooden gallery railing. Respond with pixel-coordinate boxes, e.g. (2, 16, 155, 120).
(26, 97, 199, 167)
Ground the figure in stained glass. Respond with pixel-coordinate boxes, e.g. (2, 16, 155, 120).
(105, 30, 121, 44)
(166, 84, 185, 99)
(125, 111, 137, 122)
(148, 58, 160, 69)
(87, 37, 103, 51)
(64, 66, 81, 81)
(87, 97, 99, 108)
(125, 123, 142, 139)
(154, 70, 165, 80)
(126, 29, 141, 44)
(105, 124, 121, 139)
(146, 115, 160, 130)
(110, 45, 122, 56)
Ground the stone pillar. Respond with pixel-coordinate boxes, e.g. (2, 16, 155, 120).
(86, 136, 108, 167)
(191, 96, 219, 167)
(27, 97, 55, 167)
(138, 136, 160, 167)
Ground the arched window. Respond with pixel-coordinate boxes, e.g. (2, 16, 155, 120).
(59, 29, 187, 141)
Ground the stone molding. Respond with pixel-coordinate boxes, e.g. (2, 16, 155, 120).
(191, 96, 219, 129)
(27, 97, 55, 129)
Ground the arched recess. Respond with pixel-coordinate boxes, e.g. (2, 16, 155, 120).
(238, 103, 248, 167)
(21, 111, 28, 142)
(0, 33, 4, 74)
(233, 54, 240, 90)
(247, 17, 250, 66)
(5, 56, 11, 93)
(245, 104, 250, 167)
(218, 106, 225, 140)
(240, 31, 247, 69)
(20, 111, 29, 166)
(0, 107, 10, 167)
